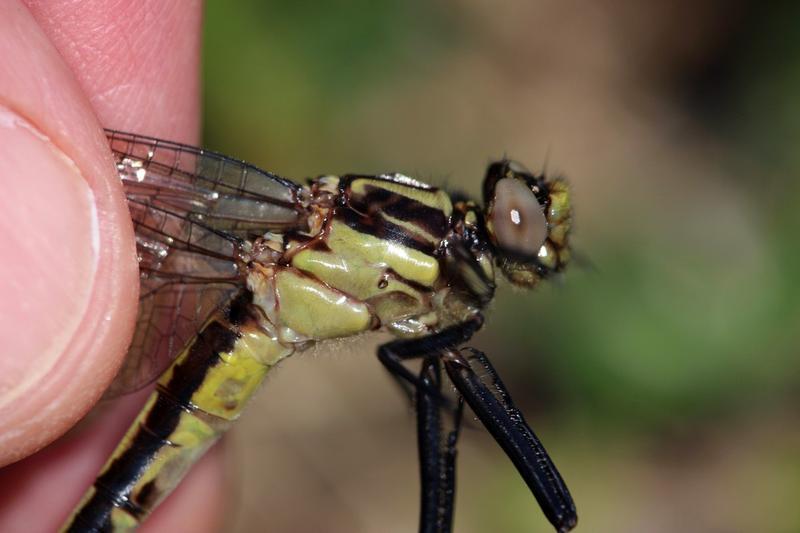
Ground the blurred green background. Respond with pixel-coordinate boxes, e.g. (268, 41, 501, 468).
(202, 2, 800, 532)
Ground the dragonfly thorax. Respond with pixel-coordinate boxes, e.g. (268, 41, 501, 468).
(240, 173, 501, 350)
(239, 163, 572, 351)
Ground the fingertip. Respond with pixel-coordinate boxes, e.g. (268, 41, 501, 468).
(25, 0, 204, 143)
(0, 2, 138, 466)
(0, 108, 100, 413)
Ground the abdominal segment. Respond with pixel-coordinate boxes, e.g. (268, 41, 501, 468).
(62, 292, 292, 533)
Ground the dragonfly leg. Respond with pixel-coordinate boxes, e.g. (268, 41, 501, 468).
(443, 347, 578, 533)
(417, 357, 464, 533)
(376, 317, 483, 397)
(377, 318, 481, 533)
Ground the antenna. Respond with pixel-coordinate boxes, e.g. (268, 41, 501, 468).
(542, 143, 553, 176)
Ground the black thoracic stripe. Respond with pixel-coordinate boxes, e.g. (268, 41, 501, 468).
(338, 207, 436, 255)
(70, 296, 250, 530)
(378, 196, 448, 240)
(446, 241, 495, 305)
(382, 267, 432, 295)
(348, 182, 450, 241)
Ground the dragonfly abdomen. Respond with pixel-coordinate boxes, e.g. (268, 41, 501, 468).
(63, 292, 290, 532)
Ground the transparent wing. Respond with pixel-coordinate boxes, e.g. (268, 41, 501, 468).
(108, 129, 307, 235)
(104, 129, 308, 396)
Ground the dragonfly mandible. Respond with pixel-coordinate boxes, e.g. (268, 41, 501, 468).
(61, 130, 577, 533)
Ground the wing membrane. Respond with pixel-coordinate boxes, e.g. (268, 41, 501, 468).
(105, 129, 307, 395)
(108, 129, 307, 233)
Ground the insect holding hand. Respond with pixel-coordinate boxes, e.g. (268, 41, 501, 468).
(61, 130, 576, 532)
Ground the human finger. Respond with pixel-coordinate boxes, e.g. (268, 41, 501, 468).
(0, 0, 138, 466)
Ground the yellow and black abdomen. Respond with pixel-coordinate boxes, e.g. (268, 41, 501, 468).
(63, 292, 289, 532)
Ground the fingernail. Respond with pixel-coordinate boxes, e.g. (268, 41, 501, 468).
(0, 106, 99, 408)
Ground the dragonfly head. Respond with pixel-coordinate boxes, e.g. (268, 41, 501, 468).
(482, 160, 572, 288)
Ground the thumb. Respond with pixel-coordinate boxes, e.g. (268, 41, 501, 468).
(0, 2, 138, 466)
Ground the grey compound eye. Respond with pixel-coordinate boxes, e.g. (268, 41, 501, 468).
(490, 177, 547, 257)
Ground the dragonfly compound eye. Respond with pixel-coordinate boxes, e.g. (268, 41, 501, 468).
(483, 160, 572, 287)
(489, 176, 548, 258)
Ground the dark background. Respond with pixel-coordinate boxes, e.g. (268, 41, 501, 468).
(202, 2, 800, 532)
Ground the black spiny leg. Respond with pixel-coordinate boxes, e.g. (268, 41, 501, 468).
(377, 318, 482, 533)
(377, 318, 482, 393)
(377, 316, 576, 533)
(417, 357, 464, 533)
(443, 348, 578, 533)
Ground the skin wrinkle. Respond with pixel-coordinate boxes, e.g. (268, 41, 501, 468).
(90, 83, 135, 110)
(25, 0, 201, 141)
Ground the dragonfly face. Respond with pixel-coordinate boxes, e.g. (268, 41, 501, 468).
(62, 131, 577, 533)
(482, 160, 571, 288)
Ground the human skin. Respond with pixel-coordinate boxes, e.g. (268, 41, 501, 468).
(0, 2, 224, 531)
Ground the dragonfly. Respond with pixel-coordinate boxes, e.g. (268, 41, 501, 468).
(61, 129, 577, 532)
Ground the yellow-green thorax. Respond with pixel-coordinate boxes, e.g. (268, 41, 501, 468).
(247, 174, 493, 345)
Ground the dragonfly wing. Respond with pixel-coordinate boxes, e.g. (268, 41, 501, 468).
(104, 130, 307, 396)
(107, 129, 308, 235)
(104, 280, 239, 398)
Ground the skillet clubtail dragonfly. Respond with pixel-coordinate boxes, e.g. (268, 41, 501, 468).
(62, 129, 577, 532)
